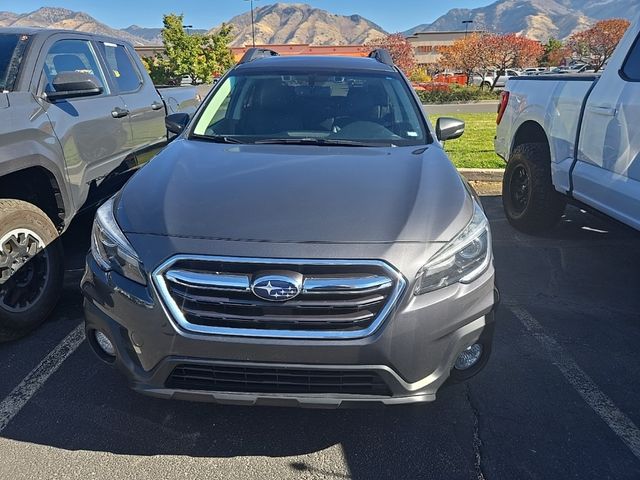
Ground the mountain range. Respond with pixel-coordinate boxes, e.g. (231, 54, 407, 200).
(405, 0, 640, 41)
(0, 4, 387, 46)
(1, 1, 639, 47)
(122, 25, 207, 45)
(209, 3, 386, 46)
(0, 7, 148, 45)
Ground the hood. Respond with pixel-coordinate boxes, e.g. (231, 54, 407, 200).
(116, 139, 472, 244)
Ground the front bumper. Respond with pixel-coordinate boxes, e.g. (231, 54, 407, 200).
(82, 255, 496, 408)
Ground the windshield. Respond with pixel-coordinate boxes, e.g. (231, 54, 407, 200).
(0, 34, 31, 92)
(192, 70, 430, 146)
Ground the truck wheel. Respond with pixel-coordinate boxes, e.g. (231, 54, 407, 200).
(0, 200, 64, 342)
(502, 143, 566, 233)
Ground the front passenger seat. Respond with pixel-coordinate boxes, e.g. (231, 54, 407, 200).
(241, 84, 302, 135)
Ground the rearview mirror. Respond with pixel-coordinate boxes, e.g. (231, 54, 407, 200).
(46, 72, 103, 101)
(165, 113, 190, 135)
(436, 117, 465, 142)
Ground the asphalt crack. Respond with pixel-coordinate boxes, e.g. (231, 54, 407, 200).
(466, 384, 487, 480)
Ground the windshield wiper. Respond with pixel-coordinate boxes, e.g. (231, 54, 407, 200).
(323, 138, 393, 147)
(254, 138, 387, 147)
(194, 134, 245, 144)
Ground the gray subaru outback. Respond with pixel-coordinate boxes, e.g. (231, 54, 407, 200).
(82, 49, 497, 407)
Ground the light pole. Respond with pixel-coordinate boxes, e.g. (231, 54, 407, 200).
(244, 0, 259, 47)
(183, 24, 193, 35)
(462, 20, 474, 38)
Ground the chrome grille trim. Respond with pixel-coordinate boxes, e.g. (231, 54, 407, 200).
(302, 275, 393, 294)
(165, 270, 250, 291)
(180, 308, 376, 325)
(152, 255, 407, 339)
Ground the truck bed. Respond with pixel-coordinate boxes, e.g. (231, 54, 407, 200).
(509, 74, 599, 82)
(157, 86, 201, 115)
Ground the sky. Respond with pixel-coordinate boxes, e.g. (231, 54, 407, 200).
(5, 1, 491, 32)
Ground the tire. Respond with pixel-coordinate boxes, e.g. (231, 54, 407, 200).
(481, 81, 491, 90)
(502, 143, 566, 234)
(0, 200, 64, 342)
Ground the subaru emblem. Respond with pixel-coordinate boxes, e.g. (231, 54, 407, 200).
(251, 272, 303, 302)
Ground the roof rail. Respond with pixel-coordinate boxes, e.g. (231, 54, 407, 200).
(239, 48, 280, 64)
(368, 49, 394, 67)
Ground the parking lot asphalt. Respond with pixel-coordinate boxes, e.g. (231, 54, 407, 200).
(1, 196, 639, 480)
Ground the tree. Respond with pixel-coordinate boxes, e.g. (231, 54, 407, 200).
(366, 33, 416, 76)
(540, 38, 567, 67)
(140, 55, 173, 85)
(439, 33, 493, 85)
(567, 19, 630, 72)
(409, 67, 431, 83)
(440, 33, 542, 88)
(484, 33, 544, 89)
(143, 13, 235, 85)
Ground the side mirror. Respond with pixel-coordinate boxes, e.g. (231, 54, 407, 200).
(46, 72, 103, 101)
(436, 117, 465, 142)
(165, 113, 190, 135)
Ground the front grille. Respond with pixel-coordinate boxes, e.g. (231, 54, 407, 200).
(166, 364, 392, 396)
(153, 256, 405, 339)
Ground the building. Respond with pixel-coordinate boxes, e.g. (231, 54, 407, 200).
(134, 44, 371, 62)
(134, 45, 165, 59)
(407, 31, 480, 67)
(230, 44, 370, 61)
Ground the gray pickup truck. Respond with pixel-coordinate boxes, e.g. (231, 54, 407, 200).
(0, 28, 200, 341)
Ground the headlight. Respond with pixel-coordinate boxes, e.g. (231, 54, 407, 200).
(415, 201, 491, 295)
(91, 197, 146, 285)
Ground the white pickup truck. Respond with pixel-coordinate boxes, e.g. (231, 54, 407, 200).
(495, 17, 640, 233)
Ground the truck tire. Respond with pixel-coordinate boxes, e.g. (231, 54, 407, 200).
(0, 200, 64, 342)
(502, 143, 566, 233)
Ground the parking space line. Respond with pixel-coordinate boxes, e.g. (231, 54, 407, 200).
(0, 323, 85, 433)
(510, 305, 640, 461)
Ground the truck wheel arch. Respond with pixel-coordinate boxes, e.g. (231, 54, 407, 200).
(511, 121, 549, 158)
(0, 166, 68, 231)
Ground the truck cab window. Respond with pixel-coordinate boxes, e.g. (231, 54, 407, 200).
(0, 34, 31, 92)
(42, 39, 107, 94)
(622, 35, 640, 80)
(97, 42, 142, 93)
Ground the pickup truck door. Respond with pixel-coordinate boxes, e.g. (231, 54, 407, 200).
(96, 41, 166, 166)
(573, 29, 640, 229)
(38, 35, 132, 208)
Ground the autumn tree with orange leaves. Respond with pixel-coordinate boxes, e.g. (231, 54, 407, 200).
(567, 19, 630, 72)
(484, 33, 544, 89)
(441, 33, 543, 89)
(440, 33, 492, 85)
(367, 33, 416, 76)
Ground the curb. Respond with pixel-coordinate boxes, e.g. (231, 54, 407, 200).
(458, 168, 504, 182)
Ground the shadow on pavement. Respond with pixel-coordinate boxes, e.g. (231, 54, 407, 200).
(2, 351, 480, 479)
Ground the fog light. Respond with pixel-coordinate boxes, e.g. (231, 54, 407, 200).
(454, 343, 483, 371)
(94, 330, 116, 357)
